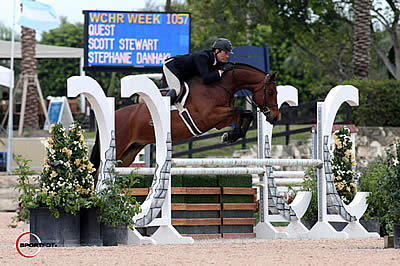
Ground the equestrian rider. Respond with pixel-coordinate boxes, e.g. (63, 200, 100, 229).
(162, 38, 234, 105)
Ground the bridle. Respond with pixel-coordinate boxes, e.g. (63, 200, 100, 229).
(251, 74, 278, 116)
(230, 68, 278, 116)
(215, 67, 278, 116)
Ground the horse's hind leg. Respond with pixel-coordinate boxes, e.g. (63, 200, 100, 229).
(222, 110, 254, 143)
(119, 142, 146, 167)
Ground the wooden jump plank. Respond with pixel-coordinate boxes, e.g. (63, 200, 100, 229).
(223, 187, 256, 195)
(125, 188, 149, 196)
(172, 218, 221, 226)
(172, 203, 221, 211)
(222, 218, 256, 225)
(223, 203, 257, 211)
(223, 233, 256, 239)
(182, 234, 222, 240)
(172, 187, 221, 195)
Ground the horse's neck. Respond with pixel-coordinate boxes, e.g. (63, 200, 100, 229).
(224, 69, 262, 94)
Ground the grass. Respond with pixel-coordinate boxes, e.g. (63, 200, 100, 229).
(83, 131, 96, 139)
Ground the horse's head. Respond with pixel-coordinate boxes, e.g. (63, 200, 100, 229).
(252, 72, 279, 124)
(228, 64, 279, 124)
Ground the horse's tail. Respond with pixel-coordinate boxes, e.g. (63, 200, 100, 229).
(90, 130, 100, 184)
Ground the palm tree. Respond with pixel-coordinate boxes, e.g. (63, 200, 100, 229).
(371, 0, 400, 80)
(353, 0, 372, 79)
(21, 26, 39, 130)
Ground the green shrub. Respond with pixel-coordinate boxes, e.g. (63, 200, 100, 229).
(359, 138, 400, 235)
(96, 167, 141, 230)
(300, 167, 318, 222)
(310, 80, 400, 127)
(343, 79, 400, 126)
(359, 157, 390, 235)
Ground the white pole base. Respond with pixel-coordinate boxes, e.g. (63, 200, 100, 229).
(283, 220, 309, 239)
(127, 228, 156, 245)
(151, 225, 194, 244)
(342, 221, 380, 238)
(307, 221, 349, 239)
(255, 222, 289, 240)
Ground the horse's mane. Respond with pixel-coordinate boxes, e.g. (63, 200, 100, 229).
(231, 62, 266, 75)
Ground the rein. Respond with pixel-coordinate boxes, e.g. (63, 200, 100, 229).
(251, 74, 278, 115)
(214, 67, 277, 115)
(219, 68, 277, 115)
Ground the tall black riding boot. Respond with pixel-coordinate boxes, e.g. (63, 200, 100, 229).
(166, 89, 177, 105)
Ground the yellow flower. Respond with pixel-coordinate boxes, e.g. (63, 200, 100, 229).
(350, 183, 357, 193)
(42, 187, 48, 194)
(336, 182, 344, 190)
(49, 124, 55, 134)
(87, 162, 96, 173)
(80, 134, 85, 142)
(74, 159, 80, 166)
(44, 163, 50, 172)
(50, 171, 58, 179)
(62, 147, 72, 157)
(48, 137, 53, 144)
(344, 150, 351, 159)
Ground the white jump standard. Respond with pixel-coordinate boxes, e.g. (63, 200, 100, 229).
(67, 73, 378, 243)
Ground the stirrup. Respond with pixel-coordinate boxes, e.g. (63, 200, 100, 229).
(166, 89, 177, 105)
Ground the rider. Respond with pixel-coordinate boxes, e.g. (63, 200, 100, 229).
(162, 38, 234, 105)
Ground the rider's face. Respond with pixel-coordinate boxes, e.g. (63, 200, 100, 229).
(216, 49, 229, 63)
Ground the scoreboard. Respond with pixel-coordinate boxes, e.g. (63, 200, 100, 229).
(83, 11, 191, 70)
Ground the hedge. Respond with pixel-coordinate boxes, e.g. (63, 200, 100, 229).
(342, 80, 400, 126)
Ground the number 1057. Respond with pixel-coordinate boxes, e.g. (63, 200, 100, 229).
(167, 14, 189, 25)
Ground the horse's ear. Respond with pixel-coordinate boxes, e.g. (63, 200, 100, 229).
(272, 72, 278, 81)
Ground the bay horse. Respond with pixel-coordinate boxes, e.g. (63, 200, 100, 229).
(90, 63, 279, 174)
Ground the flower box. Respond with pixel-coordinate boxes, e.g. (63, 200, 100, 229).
(29, 207, 80, 247)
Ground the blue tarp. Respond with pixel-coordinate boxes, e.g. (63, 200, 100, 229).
(229, 45, 270, 97)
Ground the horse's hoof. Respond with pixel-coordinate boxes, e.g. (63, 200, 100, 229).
(221, 133, 229, 143)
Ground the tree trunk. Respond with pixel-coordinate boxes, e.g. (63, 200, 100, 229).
(21, 26, 39, 129)
(353, 0, 372, 79)
(165, 0, 171, 12)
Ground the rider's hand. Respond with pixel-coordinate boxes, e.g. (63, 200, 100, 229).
(222, 63, 234, 72)
(219, 70, 224, 76)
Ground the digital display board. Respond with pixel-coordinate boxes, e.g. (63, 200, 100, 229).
(83, 11, 191, 70)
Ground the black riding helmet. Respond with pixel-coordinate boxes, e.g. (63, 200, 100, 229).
(212, 38, 233, 54)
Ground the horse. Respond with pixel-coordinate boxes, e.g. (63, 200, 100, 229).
(90, 63, 280, 175)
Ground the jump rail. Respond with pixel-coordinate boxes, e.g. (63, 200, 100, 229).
(117, 167, 265, 175)
(171, 158, 323, 168)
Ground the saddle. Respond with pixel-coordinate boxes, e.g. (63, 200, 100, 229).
(159, 83, 187, 103)
(160, 82, 203, 136)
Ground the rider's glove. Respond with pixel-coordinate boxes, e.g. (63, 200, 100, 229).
(222, 63, 234, 72)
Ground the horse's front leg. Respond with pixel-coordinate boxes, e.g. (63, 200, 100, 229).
(222, 110, 254, 144)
